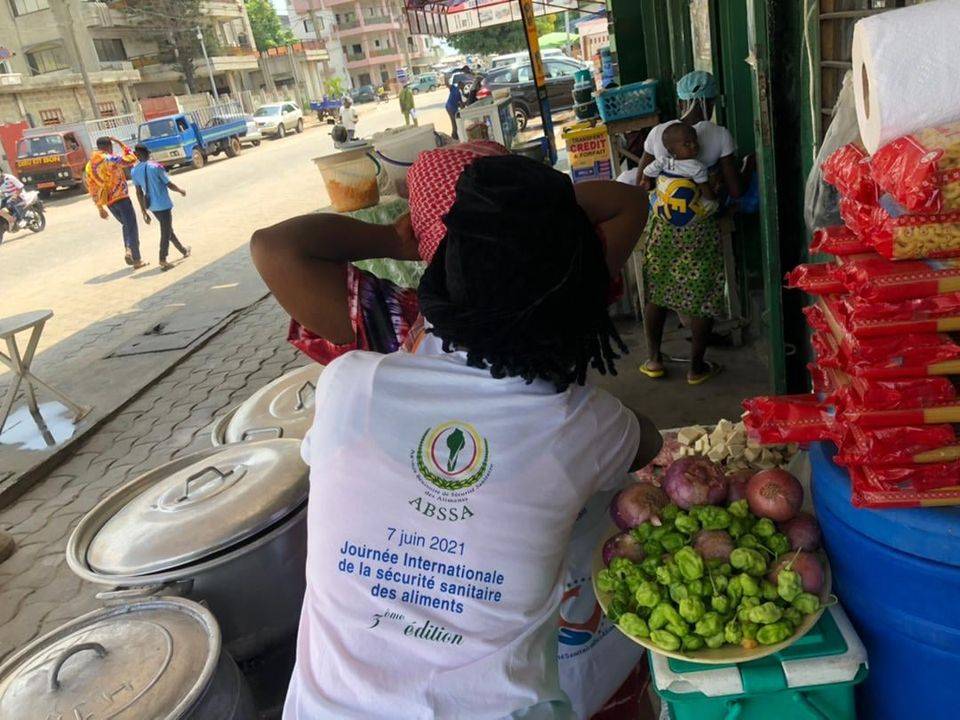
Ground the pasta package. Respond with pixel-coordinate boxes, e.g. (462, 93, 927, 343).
(840, 196, 960, 260)
(849, 464, 960, 508)
(816, 365, 958, 412)
(830, 292, 960, 338)
(833, 253, 960, 301)
(809, 225, 872, 257)
(741, 395, 835, 444)
(834, 424, 960, 467)
(822, 142, 878, 204)
(809, 326, 960, 380)
(870, 121, 960, 215)
(784, 262, 846, 295)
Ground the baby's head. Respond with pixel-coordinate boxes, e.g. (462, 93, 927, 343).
(663, 122, 699, 160)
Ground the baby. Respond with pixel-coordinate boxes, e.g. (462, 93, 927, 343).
(642, 122, 716, 203)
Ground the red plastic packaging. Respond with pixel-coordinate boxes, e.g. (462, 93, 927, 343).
(829, 292, 960, 337)
(869, 122, 960, 215)
(741, 395, 835, 443)
(832, 253, 960, 301)
(822, 142, 878, 204)
(809, 225, 872, 257)
(784, 263, 846, 295)
(816, 366, 958, 411)
(840, 196, 960, 260)
(809, 326, 960, 380)
(849, 466, 960, 508)
(834, 424, 959, 467)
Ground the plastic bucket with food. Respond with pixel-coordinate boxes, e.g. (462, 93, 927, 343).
(371, 125, 438, 197)
(313, 148, 382, 212)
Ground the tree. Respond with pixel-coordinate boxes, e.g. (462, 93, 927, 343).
(245, 0, 295, 50)
(111, 0, 210, 93)
(448, 15, 561, 57)
(324, 76, 346, 99)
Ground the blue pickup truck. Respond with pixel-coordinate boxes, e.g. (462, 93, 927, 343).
(137, 111, 247, 170)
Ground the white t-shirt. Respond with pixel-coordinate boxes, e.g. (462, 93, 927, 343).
(643, 119, 736, 169)
(340, 105, 358, 130)
(643, 157, 709, 184)
(284, 337, 641, 720)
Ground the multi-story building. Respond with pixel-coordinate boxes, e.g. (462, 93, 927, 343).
(289, 0, 440, 90)
(0, 0, 262, 126)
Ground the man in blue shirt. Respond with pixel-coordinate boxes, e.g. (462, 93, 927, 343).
(131, 144, 190, 271)
(445, 81, 464, 140)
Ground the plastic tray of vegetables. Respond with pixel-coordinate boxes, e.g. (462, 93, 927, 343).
(593, 459, 832, 664)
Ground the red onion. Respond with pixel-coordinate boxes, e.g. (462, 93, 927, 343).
(726, 469, 754, 503)
(610, 483, 669, 530)
(768, 552, 824, 594)
(746, 469, 803, 522)
(662, 457, 728, 510)
(781, 512, 821, 551)
(693, 530, 735, 562)
(602, 532, 646, 565)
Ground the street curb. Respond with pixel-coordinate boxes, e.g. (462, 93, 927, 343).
(0, 294, 269, 510)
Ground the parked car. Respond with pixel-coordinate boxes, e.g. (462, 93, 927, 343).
(253, 102, 304, 139)
(138, 112, 247, 169)
(209, 115, 261, 147)
(409, 74, 438, 93)
(489, 49, 568, 69)
(479, 59, 582, 129)
(350, 85, 378, 104)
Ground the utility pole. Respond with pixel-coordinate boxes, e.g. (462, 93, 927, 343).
(393, 2, 412, 86)
(59, 0, 101, 118)
(196, 25, 220, 101)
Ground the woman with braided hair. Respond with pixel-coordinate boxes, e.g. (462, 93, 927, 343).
(252, 149, 659, 720)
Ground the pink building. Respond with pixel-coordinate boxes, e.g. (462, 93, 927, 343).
(291, 0, 441, 89)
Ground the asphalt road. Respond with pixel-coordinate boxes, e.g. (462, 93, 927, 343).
(0, 89, 452, 359)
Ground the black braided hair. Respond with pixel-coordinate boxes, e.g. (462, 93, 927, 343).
(417, 154, 627, 392)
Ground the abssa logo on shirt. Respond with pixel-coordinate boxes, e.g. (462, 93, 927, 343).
(415, 421, 490, 493)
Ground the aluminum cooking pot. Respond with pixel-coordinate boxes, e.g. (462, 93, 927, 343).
(0, 597, 255, 719)
(66, 439, 308, 661)
(211, 363, 324, 445)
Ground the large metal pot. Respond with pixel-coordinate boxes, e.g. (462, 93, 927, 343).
(0, 597, 256, 719)
(211, 363, 323, 445)
(66, 439, 308, 661)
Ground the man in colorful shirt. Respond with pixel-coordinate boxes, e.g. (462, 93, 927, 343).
(85, 136, 146, 268)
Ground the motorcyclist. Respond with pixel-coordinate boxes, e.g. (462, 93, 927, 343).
(338, 96, 358, 141)
(0, 166, 26, 228)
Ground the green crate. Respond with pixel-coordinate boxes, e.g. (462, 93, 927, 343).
(651, 606, 868, 720)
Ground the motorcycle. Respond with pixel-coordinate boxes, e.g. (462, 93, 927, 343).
(0, 190, 46, 245)
(376, 86, 389, 103)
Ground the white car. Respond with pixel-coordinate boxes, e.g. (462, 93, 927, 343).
(208, 115, 262, 146)
(253, 102, 304, 139)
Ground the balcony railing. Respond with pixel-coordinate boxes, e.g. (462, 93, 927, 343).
(0, 73, 23, 87)
(98, 60, 134, 72)
(216, 45, 258, 57)
(370, 47, 398, 58)
(345, 52, 366, 62)
(339, 19, 361, 30)
(365, 15, 392, 25)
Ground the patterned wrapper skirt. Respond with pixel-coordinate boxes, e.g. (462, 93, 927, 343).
(643, 214, 725, 319)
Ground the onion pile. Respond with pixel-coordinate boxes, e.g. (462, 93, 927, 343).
(610, 483, 669, 530)
(662, 457, 728, 509)
(745, 469, 803, 522)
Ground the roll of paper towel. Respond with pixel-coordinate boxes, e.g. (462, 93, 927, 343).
(853, 0, 960, 154)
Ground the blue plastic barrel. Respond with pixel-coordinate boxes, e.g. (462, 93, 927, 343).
(810, 443, 960, 720)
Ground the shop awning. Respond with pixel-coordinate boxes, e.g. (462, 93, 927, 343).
(404, 0, 605, 36)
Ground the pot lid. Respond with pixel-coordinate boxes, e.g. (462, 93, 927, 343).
(224, 363, 323, 443)
(0, 598, 218, 719)
(86, 439, 308, 576)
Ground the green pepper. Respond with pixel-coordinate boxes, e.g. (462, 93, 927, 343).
(718, 563, 733, 577)
(632, 522, 654, 542)
(761, 580, 779, 602)
(694, 611, 724, 638)
(724, 619, 743, 645)
(687, 579, 709, 597)
(607, 597, 629, 622)
(650, 629, 681, 651)
(640, 556, 660, 578)
(726, 576, 743, 605)
(776, 569, 803, 603)
(738, 573, 761, 597)
(634, 580, 661, 608)
(674, 512, 700, 535)
(737, 533, 760, 550)
(651, 525, 671, 541)
(728, 499, 750, 518)
(763, 533, 786, 555)
(728, 516, 750, 539)
(711, 594, 731, 615)
(741, 620, 759, 641)
(643, 539, 664, 558)
(682, 634, 705, 651)
(730, 548, 767, 577)
(757, 621, 794, 646)
(699, 506, 732, 531)
(748, 601, 783, 625)
(679, 597, 706, 623)
(669, 583, 689, 604)
(655, 562, 681, 586)
(705, 631, 726, 649)
(737, 597, 761, 623)
(661, 532, 686, 553)
(674, 547, 705, 581)
(649, 603, 684, 632)
(713, 574, 729, 593)
(618, 613, 650, 638)
(793, 592, 821, 615)
(667, 619, 690, 638)
(754, 518, 776, 539)
(661, 504, 681, 523)
(596, 569, 620, 594)
(783, 606, 803, 627)
(608, 557, 636, 579)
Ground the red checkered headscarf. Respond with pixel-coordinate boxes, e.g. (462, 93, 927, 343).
(407, 140, 510, 263)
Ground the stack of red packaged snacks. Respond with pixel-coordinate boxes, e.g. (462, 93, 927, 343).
(746, 136, 960, 508)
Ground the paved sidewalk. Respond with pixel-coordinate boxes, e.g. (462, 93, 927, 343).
(0, 295, 307, 662)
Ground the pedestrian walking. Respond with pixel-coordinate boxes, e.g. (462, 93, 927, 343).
(131, 144, 191, 272)
(84, 136, 146, 269)
(446, 82, 464, 139)
(339, 97, 359, 141)
(399, 82, 417, 126)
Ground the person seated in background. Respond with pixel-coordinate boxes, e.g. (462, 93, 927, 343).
(339, 97, 358, 141)
(641, 122, 717, 209)
(250, 150, 658, 720)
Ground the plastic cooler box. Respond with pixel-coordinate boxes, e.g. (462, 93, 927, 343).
(650, 606, 867, 720)
(810, 442, 960, 720)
